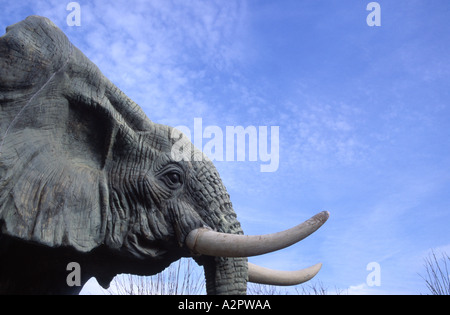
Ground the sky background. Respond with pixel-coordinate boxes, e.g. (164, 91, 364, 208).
(1, 0, 450, 294)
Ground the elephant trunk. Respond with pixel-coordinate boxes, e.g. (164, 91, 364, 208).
(199, 204, 248, 295)
(203, 256, 248, 295)
(183, 159, 251, 294)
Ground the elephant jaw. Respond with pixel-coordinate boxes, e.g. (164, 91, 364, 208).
(186, 211, 329, 287)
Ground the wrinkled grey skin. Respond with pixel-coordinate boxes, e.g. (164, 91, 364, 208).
(0, 16, 247, 294)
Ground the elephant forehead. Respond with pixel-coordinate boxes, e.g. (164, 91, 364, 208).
(145, 124, 208, 164)
(138, 124, 182, 152)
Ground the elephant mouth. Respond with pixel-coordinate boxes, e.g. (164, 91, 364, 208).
(186, 211, 329, 287)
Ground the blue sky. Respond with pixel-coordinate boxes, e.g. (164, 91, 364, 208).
(2, 1, 450, 294)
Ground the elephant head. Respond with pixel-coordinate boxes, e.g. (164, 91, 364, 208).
(0, 16, 329, 294)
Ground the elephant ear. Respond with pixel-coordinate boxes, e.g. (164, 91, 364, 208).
(0, 16, 153, 252)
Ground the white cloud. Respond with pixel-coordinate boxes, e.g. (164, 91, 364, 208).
(347, 282, 387, 295)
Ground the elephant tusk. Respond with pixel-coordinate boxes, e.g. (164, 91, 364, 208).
(247, 262, 322, 286)
(186, 211, 329, 258)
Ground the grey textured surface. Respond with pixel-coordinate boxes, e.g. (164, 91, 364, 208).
(0, 16, 247, 294)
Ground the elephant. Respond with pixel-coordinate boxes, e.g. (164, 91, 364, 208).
(0, 16, 329, 294)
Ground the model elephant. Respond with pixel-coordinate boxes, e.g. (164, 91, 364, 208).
(0, 16, 329, 294)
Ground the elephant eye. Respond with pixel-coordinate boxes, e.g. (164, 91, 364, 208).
(161, 170, 183, 189)
(167, 172, 181, 185)
(158, 164, 184, 189)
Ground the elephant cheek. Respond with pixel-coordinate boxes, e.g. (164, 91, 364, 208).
(203, 256, 248, 295)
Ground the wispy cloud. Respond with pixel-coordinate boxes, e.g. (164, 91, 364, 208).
(346, 282, 388, 295)
(5, 1, 249, 127)
(278, 92, 368, 170)
(68, 0, 250, 126)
